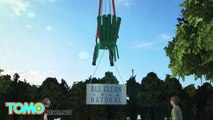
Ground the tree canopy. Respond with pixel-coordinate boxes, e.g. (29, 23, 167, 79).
(0, 70, 213, 120)
(165, 0, 213, 81)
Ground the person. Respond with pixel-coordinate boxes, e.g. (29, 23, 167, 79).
(170, 96, 183, 120)
(41, 98, 53, 120)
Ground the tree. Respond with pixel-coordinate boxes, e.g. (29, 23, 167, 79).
(59, 79, 70, 107)
(68, 81, 89, 120)
(138, 72, 165, 120)
(39, 78, 62, 109)
(68, 77, 106, 120)
(165, 0, 213, 81)
(39, 77, 72, 119)
(0, 75, 12, 99)
(162, 75, 182, 119)
(13, 73, 20, 83)
(126, 75, 139, 120)
(99, 72, 125, 120)
(0, 69, 4, 76)
(100, 71, 119, 84)
(0, 74, 12, 120)
(182, 84, 197, 120)
(0, 73, 36, 120)
(195, 83, 213, 120)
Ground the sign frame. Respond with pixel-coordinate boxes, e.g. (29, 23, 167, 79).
(86, 84, 127, 105)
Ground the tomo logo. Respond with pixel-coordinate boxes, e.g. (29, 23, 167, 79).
(5, 102, 45, 115)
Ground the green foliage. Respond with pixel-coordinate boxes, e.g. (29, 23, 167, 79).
(0, 69, 4, 75)
(39, 78, 62, 109)
(0, 75, 12, 120)
(162, 75, 182, 119)
(182, 84, 197, 120)
(0, 69, 213, 120)
(195, 83, 213, 120)
(165, 0, 213, 81)
(126, 75, 140, 119)
(138, 72, 165, 120)
(68, 81, 89, 119)
(100, 71, 119, 84)
(164, 75, 182, 96)
(0, 75, 12, 96)
(67, 72, 123, 120)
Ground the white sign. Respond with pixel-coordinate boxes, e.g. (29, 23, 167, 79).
(86, 84, 127, 105)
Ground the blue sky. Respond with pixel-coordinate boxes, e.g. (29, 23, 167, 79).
(0, 0, 204, 87)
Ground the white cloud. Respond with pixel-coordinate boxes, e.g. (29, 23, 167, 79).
(46, 26, 53, 31)
(134, 34, 172, 49)
(116, 0, 134, 7)
(2, 70, 46, 85)
(79, 51, 89, 59)
(158, 34, 172, 41)
(0, 0, 30, 16)
(11, 6, 21, 16)
(28, 12, 36, 18)
(135, 42, 154, 48)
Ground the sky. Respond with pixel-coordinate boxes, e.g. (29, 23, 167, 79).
(0, 0, 205, 87)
